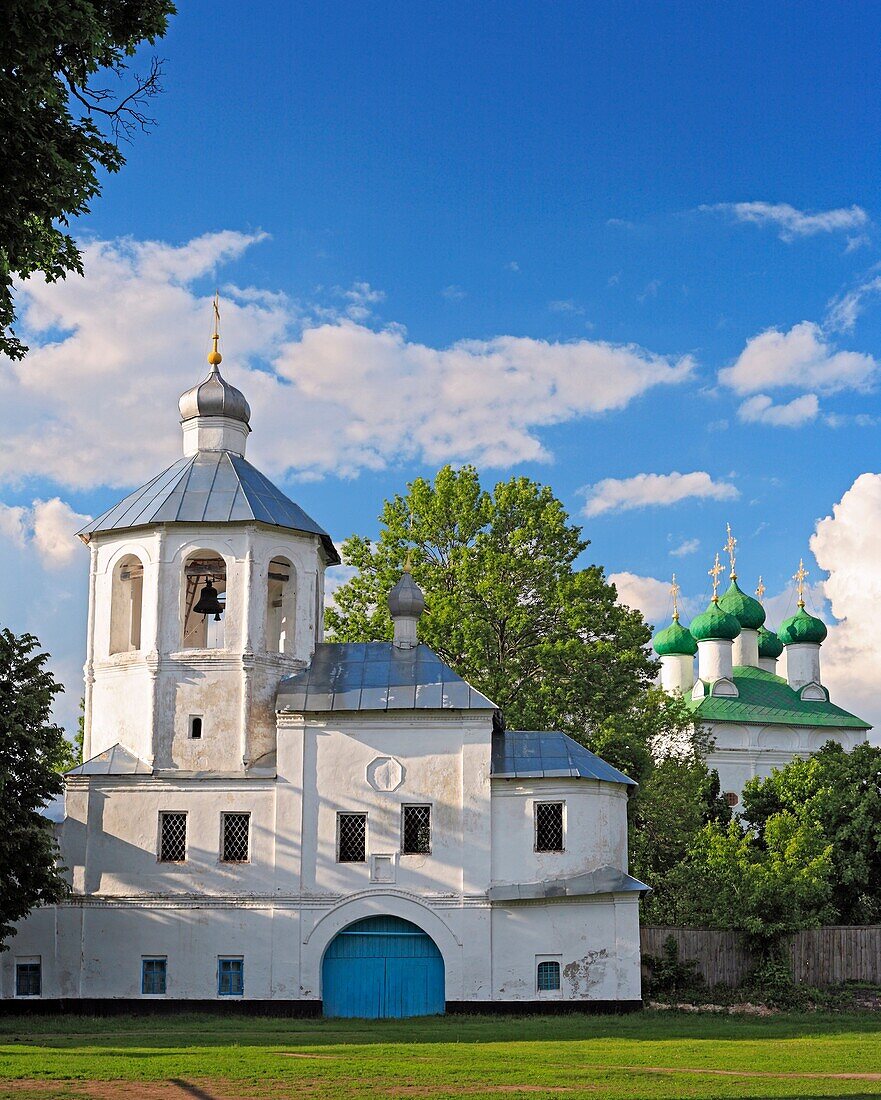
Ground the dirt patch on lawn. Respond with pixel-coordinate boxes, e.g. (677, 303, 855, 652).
(627, 1065, 881, 1081)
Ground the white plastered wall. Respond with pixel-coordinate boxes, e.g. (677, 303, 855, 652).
(85, 523, 328, 769)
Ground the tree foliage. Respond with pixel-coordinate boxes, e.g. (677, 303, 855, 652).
(681, 813, 834, 952)
(327, 465, 662, 744)
(0, 0, 175, 359)
(741, 741, 881, 924)
(0, 629, 70, 948)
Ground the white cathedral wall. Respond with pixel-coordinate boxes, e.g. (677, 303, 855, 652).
(707, 721, 868, 803)
(2, 893, 640, 1002)
(490, 779, 630, 884)
(280, 712, 494, 898)
(86, 524, 326, 767)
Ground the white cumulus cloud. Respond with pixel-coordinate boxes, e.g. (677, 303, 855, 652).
(703, 202, 868, 241)
(719, 321, 877, 396)
(737, 393, 820, 427)
(0, 231, 695, 489)
(811, 472, 881, 731)
(0, 498, 89, 568)
(582, 471, 738, 517)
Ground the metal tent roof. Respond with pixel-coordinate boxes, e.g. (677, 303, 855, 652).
(491, 730, 637, 786)
(76, 451, 340, 564)
(277, 642, 496, 712)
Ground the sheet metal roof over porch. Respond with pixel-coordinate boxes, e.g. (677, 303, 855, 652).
(76, 451, 340, 564)
(277, 642, 496, 712)
(491, 729, 637, 787)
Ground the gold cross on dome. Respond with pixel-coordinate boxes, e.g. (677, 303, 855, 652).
(670, 573, 681, 621)
(793, 558, 809, 608)
(724, 522, 737, 580)
(208, 291, 222, 367)
(756, 576, 766, 601)
(708, 553, 724, 601)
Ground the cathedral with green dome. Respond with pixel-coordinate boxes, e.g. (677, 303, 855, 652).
(652, 530, 871, 805)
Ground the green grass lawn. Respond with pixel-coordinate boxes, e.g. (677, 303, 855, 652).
(1, 1010, 880, 1099)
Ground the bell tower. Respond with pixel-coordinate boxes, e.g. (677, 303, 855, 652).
(77, 299, 339, 772)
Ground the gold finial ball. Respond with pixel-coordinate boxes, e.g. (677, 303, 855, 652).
(207, 349, 223, 366)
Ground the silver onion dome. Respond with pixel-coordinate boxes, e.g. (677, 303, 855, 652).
(179, 362, 251, 425)
(388, 569, 425, 619)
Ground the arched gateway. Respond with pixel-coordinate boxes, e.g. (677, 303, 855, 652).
(321, 916, 445, 1018)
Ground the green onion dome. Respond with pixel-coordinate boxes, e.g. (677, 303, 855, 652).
(653, 617, 698, 657)
(757, 625, 784, 659)
(778, 606, 828, 646)
(690, 599, 741, 642)
(718, 579, 766, 630)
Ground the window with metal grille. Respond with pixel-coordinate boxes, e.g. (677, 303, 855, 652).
(402, 805, 431, 854)
(15, 962, 40, 997)
(159, 812, 187, 862)
(537, 960, 561, 991)
(141, 958, 167, 995)
(218, 957, 244, 996)
(221, 813, 250, 862)
(534, 801, 564, 852)
(337, 812, 367, 862)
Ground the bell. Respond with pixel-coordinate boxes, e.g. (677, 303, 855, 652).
(193, 580, 224, 620)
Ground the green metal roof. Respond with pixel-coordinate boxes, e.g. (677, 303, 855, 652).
(691, 599, 741, 641)
(653, 617, 698, 656)
(779, 606, 828, 646)
(685, 665, 871, 730)
(719, 579, 766, 630)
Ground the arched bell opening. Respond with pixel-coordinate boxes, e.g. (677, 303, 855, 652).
(181, 551, 227, 650)
(109, 553, 144, 655)
(321, 915, 445, 1019)
(266, 556, 297, 655)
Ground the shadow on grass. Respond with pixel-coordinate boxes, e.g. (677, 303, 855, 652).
(1, 1010, 881, 1051)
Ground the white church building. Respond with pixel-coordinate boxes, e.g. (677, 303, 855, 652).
(2, 325, 646, 1014)
(653, 551, 871, 805)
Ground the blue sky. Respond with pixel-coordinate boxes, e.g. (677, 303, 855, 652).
(3, 0, 881, 730)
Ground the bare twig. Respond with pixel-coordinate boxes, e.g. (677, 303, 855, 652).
(62, 57, 165, 143)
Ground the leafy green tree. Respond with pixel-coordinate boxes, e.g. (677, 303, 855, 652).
(678, 812, 834, 953)
(0, 629, 70, 947)
(632, 751, 732, 922)
(327, 465, 662, 743)
(1, 0, 175, 359)
(53, 698, 85, 774)
(741, 741, 881, 924)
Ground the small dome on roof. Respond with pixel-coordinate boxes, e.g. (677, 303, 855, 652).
(690, 599, 741, 642)
(653, 618, 698, 657)
(388, 568, 425, 619)
(757, 625, 784, 659)
(179, 362, 251, 426)
(719, 579, 766, 630)
(779, 606, 827, 646)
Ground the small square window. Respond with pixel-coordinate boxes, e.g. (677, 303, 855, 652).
(141, 957, 167, 995)
(535, 802, 564, 852)
(537, 960, 561, 991)
(159, 812, 187, 862)
(337, 813, 367, 862)
(402, 805, 431, 855)
(221, 813, 250, 862)
(15, 961, 41, 997)
(218, 957, 244, 996)
(188, 715, 203, 740)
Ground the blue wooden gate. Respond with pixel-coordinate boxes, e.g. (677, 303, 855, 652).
(321, 915, 445, 1018)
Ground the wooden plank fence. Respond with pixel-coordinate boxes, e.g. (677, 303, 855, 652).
(642, 926, 881, 988)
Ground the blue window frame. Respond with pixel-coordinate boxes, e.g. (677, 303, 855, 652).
(218, 957, 244, 996)
(537, 960, 561, 991)
(15, 962, 41, 997)
(141, 957, 167, 995)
